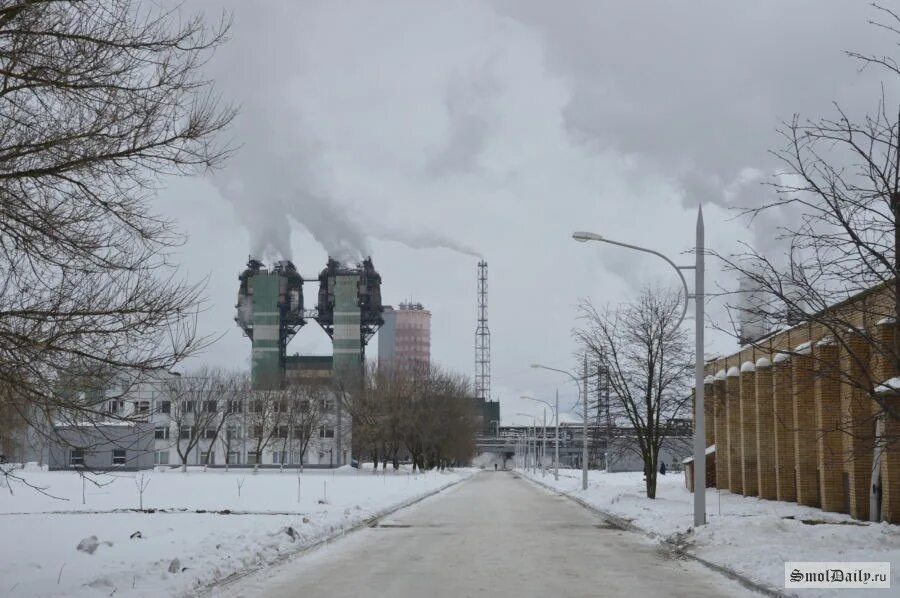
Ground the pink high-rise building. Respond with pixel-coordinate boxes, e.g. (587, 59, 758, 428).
(378, 303, 431, 371)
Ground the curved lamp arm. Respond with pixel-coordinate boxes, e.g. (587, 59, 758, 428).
(530, 364, 581, 388)
(572, 231, 689, 328)
(521, 395, 557, 424)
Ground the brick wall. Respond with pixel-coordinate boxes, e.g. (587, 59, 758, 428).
(755, 358, 776, 500)
(793, 351, 820, 508)
(773, 356, 797, 502)
(814, 341, 846, 513)
(740, 362, 759, 496)
(701, 283, 900, 523)
(726, 368, 743, 494)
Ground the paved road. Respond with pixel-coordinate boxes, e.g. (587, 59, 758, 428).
(222, 472, 757, 597)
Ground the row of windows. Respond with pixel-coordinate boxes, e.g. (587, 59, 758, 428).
(155, 425, 334, 440)
(112, 398, 331, 417)
(70, 449, 126, 466)
(150, 450, 334, 466)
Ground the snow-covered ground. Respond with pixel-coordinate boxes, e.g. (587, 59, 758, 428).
(520, 467, 900, 596)
(0, 464, 472, 597)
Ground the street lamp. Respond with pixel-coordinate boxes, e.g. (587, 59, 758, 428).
(571, 205, 706, 527)
(521, 394, 559, 481)
(531, 363, 589, 490)
(516, 413, 538, 473)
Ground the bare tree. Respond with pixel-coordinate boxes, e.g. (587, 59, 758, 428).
(165, 368, 237, 471)
(0, 0, 234, 485)
(281, 383, 327, 469)
(714, 5, 900, 458)
(135, 473, 151, 511)
(246, 390, 288, 471)
(575, 288, 693, 498)
(351, 363, 408, 470)
(345, 362, 477, 472)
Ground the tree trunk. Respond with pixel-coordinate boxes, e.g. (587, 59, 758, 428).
(644, 453, 658, 499)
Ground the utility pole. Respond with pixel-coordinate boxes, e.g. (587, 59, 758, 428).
(572, 204, 707, 525)
(692, 208, 706, 526)
(582, 353, 588, 490)
(596, 365, 602, 467)
(555, 389, 560, 480)
(531, 364, 584, 488)
(542, 407, 547, 477)
(605, 369, 611, 472)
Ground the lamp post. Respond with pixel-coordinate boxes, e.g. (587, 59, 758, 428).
(531, 363, 589, 490)
(571, 205, 706, 527)
(521, 393, 559, 481)
(516, 413, 538, 473)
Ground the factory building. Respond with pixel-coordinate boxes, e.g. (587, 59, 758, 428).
(235, 256, 383, 467)
(378, 302, 431, 371)
(701, 282, 900, 523)
(18, 256, 385, 471)
(236, 259, 305, 391)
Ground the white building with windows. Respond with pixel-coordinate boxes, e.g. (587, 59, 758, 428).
(48, 372, 344, 470)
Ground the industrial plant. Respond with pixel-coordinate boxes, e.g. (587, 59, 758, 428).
(235, 256, 385, 466)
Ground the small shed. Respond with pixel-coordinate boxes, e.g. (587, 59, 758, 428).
(682, 444, 716, 492)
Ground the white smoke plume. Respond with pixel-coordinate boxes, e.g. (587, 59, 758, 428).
(206, 2, 482, 267)
(204, 1, 372, 265)
(370, 224, 482, 259)
(210, 126, 371, 265)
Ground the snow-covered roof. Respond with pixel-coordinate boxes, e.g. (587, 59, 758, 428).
(683, 445, 716, 464)
(703, 375, 714, 385)
(794, 341, 812, 355)
(875, 377, 900, 395)
(755, 357, 771, 369)
(773, 352, 791, 364)
(876, 317, 896, 326)
(714, 369, 727, 381)
(740, 361, 755, 373)
(726, 366, 740, 378)
(816, 336, 836, 347)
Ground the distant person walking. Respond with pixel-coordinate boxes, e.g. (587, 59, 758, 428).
(659, 462, 667, 476)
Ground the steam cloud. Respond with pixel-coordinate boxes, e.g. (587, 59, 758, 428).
(206, 3, 481, 267)
(370, 224, 482, 259)
(494, 1, 889, 255)
(210, 125, 372, 265)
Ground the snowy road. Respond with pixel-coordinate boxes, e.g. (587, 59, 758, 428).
(219, 471, 757, 597)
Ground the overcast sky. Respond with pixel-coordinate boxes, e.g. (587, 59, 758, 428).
(155, 1, 896, 425)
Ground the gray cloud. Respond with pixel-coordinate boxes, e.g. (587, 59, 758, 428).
(428, 60, 502, 176)
(492, 0, 895, 214)
(206, 2, 371, 264)
(166, 0, 900, 424)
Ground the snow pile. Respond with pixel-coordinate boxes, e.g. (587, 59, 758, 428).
(0, 466, 472, 596)
(520, 468, 900, 596)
